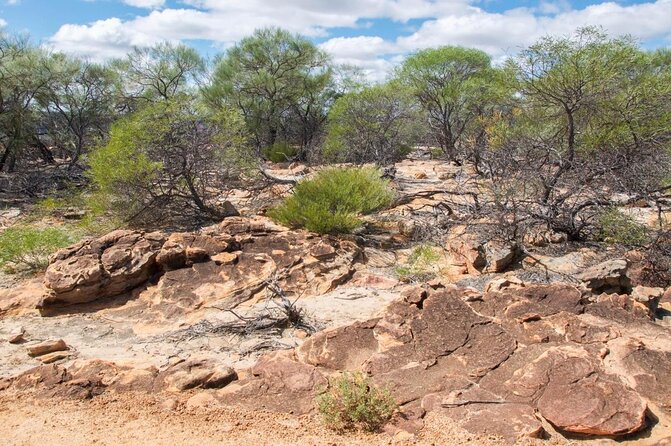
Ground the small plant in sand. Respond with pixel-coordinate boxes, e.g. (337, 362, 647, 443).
(0, 226, 76, 272)
(395, 244, 442, 282)
(597, 207, 649, 246)
(316, 372, 397, 432)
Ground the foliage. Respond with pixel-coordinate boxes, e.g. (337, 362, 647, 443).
(597, 207, 649, 246)
(87, 97, 250, 225)
(0, 226, 75, 272)
(323, 83, 422, 165)
(268, 167, 394, 234)
(316, 372, 397, 432)
(205, 28, 333, 156)
(481, 27, 671, 240)
(396, 244, 442, 282)
(115, 42, 205, 104)
(263, 141, 297, 163)
(396, 46, 499, 162)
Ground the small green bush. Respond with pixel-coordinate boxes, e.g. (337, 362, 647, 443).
(396, 244, 442, 282)
(263, 141, 297, 163)
(316, 372, 397, 432)
(268, 167, 394, 234)
(0, 226, 76, 272)
(597, 207, 649, 246)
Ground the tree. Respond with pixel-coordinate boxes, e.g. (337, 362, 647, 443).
(0, 35, 59, 172)
(115, 42, 205, 107)
(87, 97, 249, 225)
(397, 46, 494, 162)
(204, 28, 332, 156)
(483, 27, 671, 240)
(322, 82, 422, 165)
(38, 57, 117, 169)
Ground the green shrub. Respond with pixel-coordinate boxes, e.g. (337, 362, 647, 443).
(597, 207, 649, 246)
(322, 83, 423, 165)
(263, 141, 297, 163)
(268, 167, 394, 234)
(396, 244, 442, 282)
(0, 226, 76, 272)
(316, 372, 397, 432)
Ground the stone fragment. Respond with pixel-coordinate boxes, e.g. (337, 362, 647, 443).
(8, 328, 26, 344)
(27, 339, 68, 357)
(38, 351, 72, 364)
(485, 276, 525, 293)
(631, 285, 664, 314)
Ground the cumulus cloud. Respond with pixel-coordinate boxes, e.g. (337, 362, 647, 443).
(47, 0, 671, 77)
(123, 0, 165, 9)
(397, 0, 671, 57)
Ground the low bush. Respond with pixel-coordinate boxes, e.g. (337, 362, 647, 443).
(597, 207, 649, 246)
(268, 167, 394, 234)
(263, 141, 297, 163)
(0, 226, 76, 272)
(395, 244, 442, 282)
(316, 372, 397, 432)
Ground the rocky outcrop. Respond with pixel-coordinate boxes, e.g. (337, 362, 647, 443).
(218, 282, 669, 441)
(4, 277, 671, 442)
(39, 217, 361, 312)
(40, 230, 167, 307)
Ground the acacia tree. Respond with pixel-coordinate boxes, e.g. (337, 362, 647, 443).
(323, 82, 423, 165)
(397, 46, 495, 162)
(114, 42, 205, 108)
(483, 27, 671, 240)
(204, 27, 332, 157)
(87, 97, 249, 225)
(38, 58, 117, 169)
(0, 35, 59, 172)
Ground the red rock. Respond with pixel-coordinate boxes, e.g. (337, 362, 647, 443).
(27, 339, 68, 357)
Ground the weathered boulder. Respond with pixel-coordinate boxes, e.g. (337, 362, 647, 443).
(39, 217, 359, 315)
(156, 233, 235, 271)
(578, 258, 632, 294)
(631, 285, 664, 315)
(160, 359, 237, 391)
(446, 230, 517, 274)
(40, 230, 166, 307)
(483, 241, 518, 273)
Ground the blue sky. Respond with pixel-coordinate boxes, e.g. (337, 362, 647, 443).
(1, 0, 670, 80)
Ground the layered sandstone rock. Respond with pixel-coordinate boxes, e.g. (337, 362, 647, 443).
(40, 230, 166, 307)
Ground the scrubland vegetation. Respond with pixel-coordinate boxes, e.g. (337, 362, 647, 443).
(0, 25, 669, 273)
(316, 372, 397, 432)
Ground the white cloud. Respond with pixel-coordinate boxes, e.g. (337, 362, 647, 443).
(5, 0, 20, 5)
(0, 18, 6, 27)
(122, 0, 165, 9)
(397, 0, 671, 58)
(47, 0, 671, 78)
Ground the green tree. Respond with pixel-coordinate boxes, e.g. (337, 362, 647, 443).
(38, 57, 117, 169)
(486, 27, 671, 239)
(397, 46, 494, 162)
(204, 28, 332, 156)
(114, 42, 205, 107)
(87, 97, 248, 225)
(0, 35, 59, 171)
(323, 82, 422, 165)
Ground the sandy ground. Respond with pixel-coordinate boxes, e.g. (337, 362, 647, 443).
(0, 391, 581, 446)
